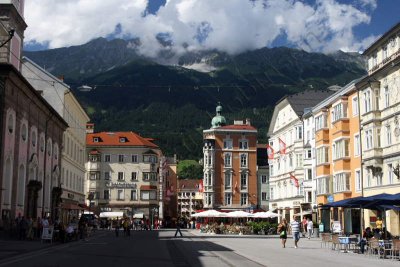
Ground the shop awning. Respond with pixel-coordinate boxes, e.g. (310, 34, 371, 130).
(140, 185, 157, 190)
(99, 212, 124, 218)
(61, 203, 81, 210)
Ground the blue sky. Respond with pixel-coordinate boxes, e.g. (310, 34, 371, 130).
(24, 0, 399, 55)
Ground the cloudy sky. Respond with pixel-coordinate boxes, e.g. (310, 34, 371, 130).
(24, 0, 399, 56)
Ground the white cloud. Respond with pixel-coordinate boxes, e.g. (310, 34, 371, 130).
(24, 0, 378, 56)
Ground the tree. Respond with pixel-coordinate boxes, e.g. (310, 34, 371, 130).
(177, 160, 203, 179)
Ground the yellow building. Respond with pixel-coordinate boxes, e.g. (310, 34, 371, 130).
(313, 81, 363, 234)
(357, 22, 400, 236)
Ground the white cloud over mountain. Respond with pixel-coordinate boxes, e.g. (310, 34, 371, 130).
(24, 0, 379, 56)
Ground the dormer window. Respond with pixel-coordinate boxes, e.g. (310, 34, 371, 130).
(119, 137, 126, 143)
(93, 137, 99, 142)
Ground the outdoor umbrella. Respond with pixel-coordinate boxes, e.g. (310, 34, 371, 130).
(226, 211, 252, 218)
(251, 211, 280, 218)
(190, 209, 227, 218)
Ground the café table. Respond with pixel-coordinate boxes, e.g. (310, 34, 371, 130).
(338, 236, 359, 253)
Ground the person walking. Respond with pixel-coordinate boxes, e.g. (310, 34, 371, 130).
(277, 218, 288, 248)
(174, 218, 183, 237)
(306, 218, 313, 239)
(302, 216, 307, 237)
(290, 216, 301, 248)
(115, 218, 120, 237)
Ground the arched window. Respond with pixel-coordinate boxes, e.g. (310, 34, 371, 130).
(21, 123, 27, 142)
(7, 113, 14, 134)
(31, 129, 37, 147)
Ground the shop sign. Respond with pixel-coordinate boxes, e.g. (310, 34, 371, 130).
(105, 182, 137, 188)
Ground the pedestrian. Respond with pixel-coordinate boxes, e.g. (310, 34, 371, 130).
(307, 218, 313, 239)
(115, 218, 120, 237)
(174, 218, 183, 237)
(277, 218, 288, 248)
(290, 216, 301, 248)
(302, 216, 307, 237)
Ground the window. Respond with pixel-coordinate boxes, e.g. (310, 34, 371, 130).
(354, 134, 360, 156)
(261, 192, 268, 201)
(269, 165, 274, 176)
(352, 97, 359, 116)
(372, 53, 377, 68)
(331, 103, 347, 123)
(305, 149, 312, 159)
(132, 155, 138, 163)
(270, 187, 274, 200)
(224, 172, 232, 189)
(206, 193, 212, 206)
(366, 169, 372, 187)
(261, 175, 267, 184)
(104, 172, 110, 180)
(143, 155, 157, 163)
(143, 172, 157, 181)
(104, 190, 110, 200)
(89, 172, 99, 180)
(223, 139, 233, 149)
(355, 170, 361, 192)
(388, 164, 394, 184)
(315, 114, 327, 131)
(377, 174, 383, 186)
(225, 193, 232, 206)
(332, 139, 349, 160)
(386, 125, 392, 146)
(21, 123, 27, 142)
(240, 154, 248, 168)
(119, 137, 126, 143)
(333, 173, 350, 193)
(382, 45, 388, 60)
(240, 193, 248, 206)
(305, 169, 312, 180)
(118, 172, 124, 180)
(31, 130, 37, 147)
(384, 86, 390, 108)
(364, 90, 372, 113)
(117, 189, 124, 200)
(118, 155, 124, 162)
(295, 126, 303, 140)
(224, 153, 232, 167)
(104, 154, 111, 162)
(93, 137, 99, 142)
(7, 113, 14, 134)
(239, 140, 248, 150)
(365, 129, 373, 150)
(296, 153, 303, 167)
(131, 172, 137, 180)
(289, 153, 293, 167)
(131, 189, 137, 200)
(240, 173, 247, 190)
(316, 147, 329, 165)
(141, 190, 157, 200)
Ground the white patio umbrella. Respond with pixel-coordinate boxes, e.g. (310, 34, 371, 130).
(226, 210, 253, 218)
(190, 209, 227, 218)
(251, 211, 280, 218)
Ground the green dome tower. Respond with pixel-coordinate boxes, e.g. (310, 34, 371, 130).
(211, 102, 226, 128)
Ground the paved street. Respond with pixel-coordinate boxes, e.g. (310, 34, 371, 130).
(0, 229, 399, 267)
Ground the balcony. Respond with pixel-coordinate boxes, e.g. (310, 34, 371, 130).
(331, 119, 350, 135)
(363, 148, 383, 161)
(361, 110, 381, 125)
(87, 162, 100, 171)
(315, 129, 329, 144)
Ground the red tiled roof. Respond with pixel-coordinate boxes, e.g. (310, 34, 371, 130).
(87, 132, 158, 148)
(140, 185, 157, 190)
(218, 125, 257, 131)
(177, 179, 203, 190)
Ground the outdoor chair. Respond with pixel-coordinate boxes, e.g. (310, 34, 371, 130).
(331, 234, 341, 251)
(320, 233, 332, 248)
(366, 239, 381, 258)
(391, 239, 400, 260)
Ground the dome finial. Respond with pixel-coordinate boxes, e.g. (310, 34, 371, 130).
(211, 102, 226, 128)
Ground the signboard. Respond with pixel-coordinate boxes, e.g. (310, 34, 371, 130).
(41, 227, 54, 242)
(105, 182, 137, 188)
(327, 195, 334, 203)
(332, 221, 341, 234)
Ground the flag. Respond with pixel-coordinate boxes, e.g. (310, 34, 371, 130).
(290, 173, 299, 188)
(198, 180, 203, 192)
(266, 144, 274, 159)
(161, 157, 168, 174)
(278, 138, 286, 154)
(233, 181, 238, 195)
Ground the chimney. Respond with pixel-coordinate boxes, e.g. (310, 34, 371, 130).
(246, 118, 251, 125)
(58, 75, 64, 82)
(86, 123, 94, 134)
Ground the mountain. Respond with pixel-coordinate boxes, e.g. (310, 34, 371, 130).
(23, 38, 367, 159)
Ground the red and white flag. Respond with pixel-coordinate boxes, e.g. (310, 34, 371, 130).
(266, 144, 274, 160)
(290, 173, 299, 188)
(233, 181, 238, 195)
(198, 180, 203, 192)
(278, 138, 286, 154)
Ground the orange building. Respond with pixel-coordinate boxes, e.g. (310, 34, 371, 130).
(313, 81, 363, 233)
(203, 104, 258, 210)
